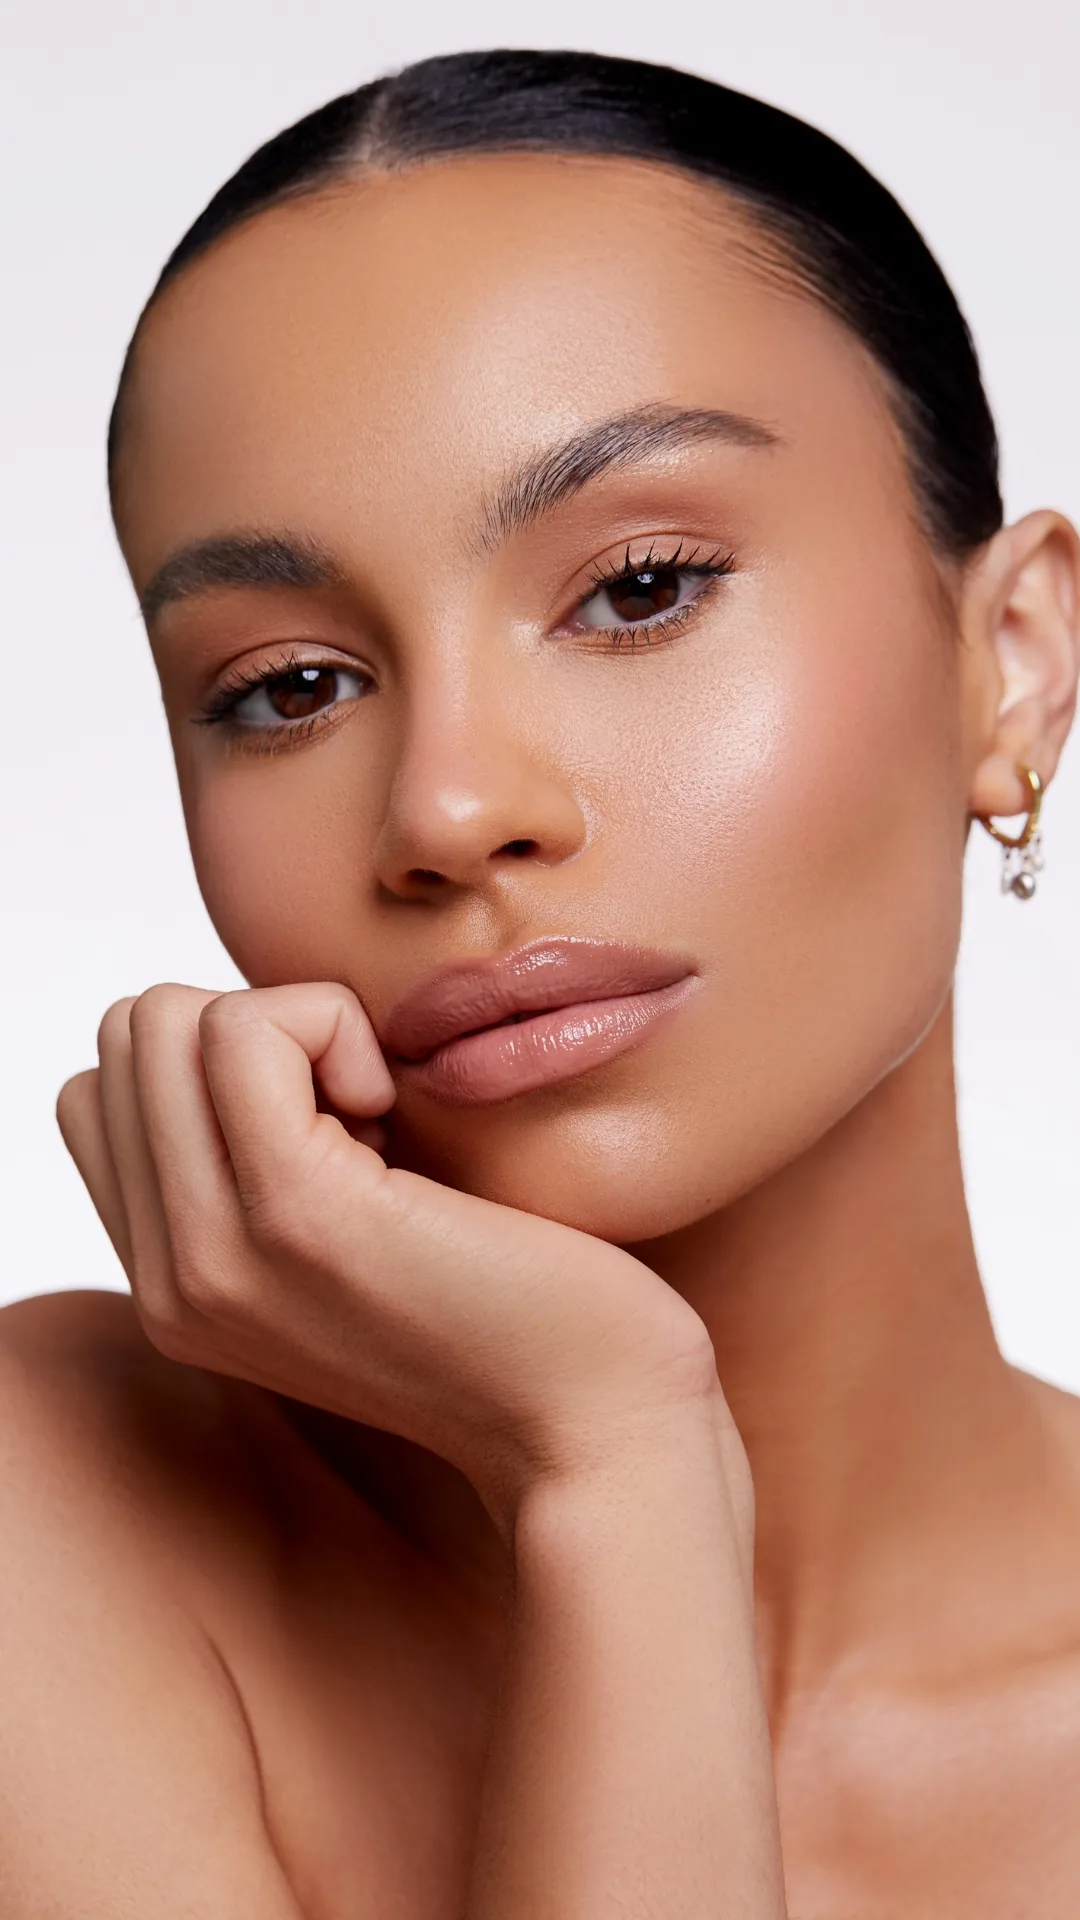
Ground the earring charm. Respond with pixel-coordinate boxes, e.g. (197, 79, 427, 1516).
(977, 764, 1044, 900)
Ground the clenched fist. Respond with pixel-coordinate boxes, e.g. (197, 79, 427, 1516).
(56, 983, 725, 1533)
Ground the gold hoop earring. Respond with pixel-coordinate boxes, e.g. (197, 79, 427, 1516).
(977, 764, 1045, 900)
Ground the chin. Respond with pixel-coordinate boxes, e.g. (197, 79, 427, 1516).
(379, 1009, 923, 1249)
(382, 1081, 757, 1246)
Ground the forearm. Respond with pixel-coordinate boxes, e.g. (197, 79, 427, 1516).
(466, 1395, 787, 1920)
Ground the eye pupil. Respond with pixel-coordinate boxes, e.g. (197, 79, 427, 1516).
(267, 667, 338, 720)
(607, 566, 681, 623)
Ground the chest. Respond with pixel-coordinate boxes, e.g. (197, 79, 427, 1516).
(231, 1615, 1080, 1920)
(202, 1471, 1080, 1920)
(774, 1671, 1080, 1918)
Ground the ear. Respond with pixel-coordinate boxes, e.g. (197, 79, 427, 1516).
(962, 510, 1080, 823)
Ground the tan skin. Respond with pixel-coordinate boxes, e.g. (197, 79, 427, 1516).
(3, 150, 1080, 1916)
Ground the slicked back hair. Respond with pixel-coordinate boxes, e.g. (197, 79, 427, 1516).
(108, 48, 1002, 559)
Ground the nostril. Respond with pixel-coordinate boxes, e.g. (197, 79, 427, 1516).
(500, 839, 536, 858)
(410, 868, 446, 886)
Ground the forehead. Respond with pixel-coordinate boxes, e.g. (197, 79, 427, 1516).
(116, 152, 901, 576)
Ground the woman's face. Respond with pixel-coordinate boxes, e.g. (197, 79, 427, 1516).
(115, 153, 977, 1242)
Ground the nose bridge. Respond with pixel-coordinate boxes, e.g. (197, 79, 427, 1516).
(374, 622, 586, 889)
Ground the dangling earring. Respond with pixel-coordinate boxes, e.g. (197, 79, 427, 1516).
(977, 764, 1045, 900)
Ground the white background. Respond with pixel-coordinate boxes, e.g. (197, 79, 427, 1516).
(2, 0, 1077, 1384)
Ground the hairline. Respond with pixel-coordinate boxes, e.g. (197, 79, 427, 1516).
(107, 146, 966, 566)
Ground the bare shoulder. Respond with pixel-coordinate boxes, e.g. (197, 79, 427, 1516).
(0, 1286, 297, 1677)
(0, 1287, 284, 1533)
(2, 1281, 235, 1424)
(1, 1283, 144, 1353)
(1, 1281, 203, 1414)
(0, 1290, 305, 1915)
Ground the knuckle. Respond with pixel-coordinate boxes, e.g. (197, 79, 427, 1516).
(168, 1208, 234, 1295)
(129, 981, 199, 1041)
(314, 980, 359, 1021)
(244, 1130, 352, 1258)
(170, 1244, 237, 1319)
(135, 1298, 198, 1364)
(129, 982, 176, 1031)
(96, 997, 137, 1054)
(173, 1267, 224, 1319)
(198, 989, 256, 1045)
(259, 980, 352, 1020)
(243, 1188, 310, 1260)
(239, 1163, 328, 1264)
(166, 1212, 251, 1323)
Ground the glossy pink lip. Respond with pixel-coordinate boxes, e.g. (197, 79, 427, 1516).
(382, 937, 699, 1107)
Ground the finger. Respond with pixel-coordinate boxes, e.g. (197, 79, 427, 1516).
(95, 998, 176, 1320)
(316, 1092, 391, 1159)
(128, 983, 238, 1238)
(56, 1068, 134, 1277)
(211, 982, 398, 1117)
(197, 983, 396, 1207)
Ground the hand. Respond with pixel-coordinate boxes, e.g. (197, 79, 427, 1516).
(56, 984, 724, 1529)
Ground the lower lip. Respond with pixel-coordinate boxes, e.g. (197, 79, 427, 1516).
(398, 976, 698, 1107)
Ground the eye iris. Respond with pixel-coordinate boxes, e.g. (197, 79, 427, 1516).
(607, 567, 681, 623)
(267, 667, 338, 720)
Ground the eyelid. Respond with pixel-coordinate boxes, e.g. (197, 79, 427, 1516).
(235, 666, 366, 728)
(194, 643, 373, 723)
(555, 538, 737, 635)
(192, 536, 736, 728)
(560, 533, 727, 595)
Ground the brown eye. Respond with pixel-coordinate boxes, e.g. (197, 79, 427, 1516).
(575, 559, 723, 636)
(265, 667, 340, 720)
(225, 663, 368, 732)
(604, 567, 682, 623)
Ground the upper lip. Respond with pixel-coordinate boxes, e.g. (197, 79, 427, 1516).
(383, 937, 695, 1064)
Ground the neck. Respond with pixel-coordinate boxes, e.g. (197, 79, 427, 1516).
(286, 996, 1079, 1697)
(634, 996, 1067, 1701)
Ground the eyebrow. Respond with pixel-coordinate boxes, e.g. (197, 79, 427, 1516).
(139, 532, 345, 623)
(138, 404, 780, 620)
(477, 402, 780, 551)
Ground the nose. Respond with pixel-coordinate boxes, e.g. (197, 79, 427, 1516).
(371, 678, 588, 899)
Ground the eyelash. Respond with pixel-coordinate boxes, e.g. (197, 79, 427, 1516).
(194, 541, 737, 746)
(580, 541, 735, 650)
(196, 652, 328, 723)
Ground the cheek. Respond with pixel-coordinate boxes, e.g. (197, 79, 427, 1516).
(610, 564, 965, 1217)
(596, 557, 962, 986)
(179, 754, 370, 986)
(753, 565, 964, 1007)
(419, 580, 966, 1239)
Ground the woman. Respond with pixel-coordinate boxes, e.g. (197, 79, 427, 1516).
(2, 45, 1078, 1916)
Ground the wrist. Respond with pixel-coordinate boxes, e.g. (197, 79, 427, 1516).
(467, 1296, 730, 1544)
(501, 1379, 740, 1547)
